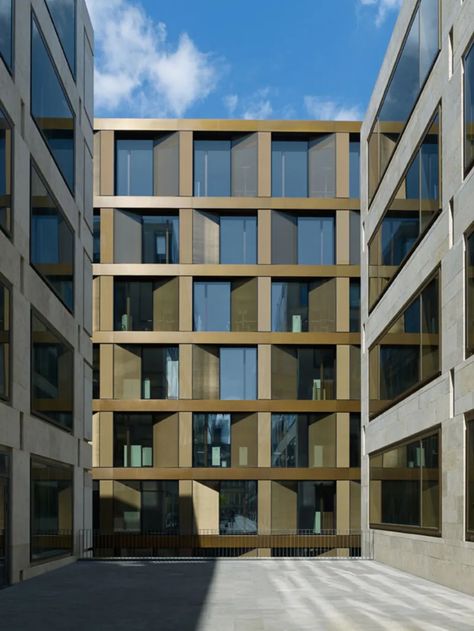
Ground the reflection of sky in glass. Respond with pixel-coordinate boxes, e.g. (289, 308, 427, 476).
(45, 0, 76, 75)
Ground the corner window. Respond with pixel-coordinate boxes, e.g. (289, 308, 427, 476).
(0, 280, 10, 401)
(45, 0, 76, 78)
(370, 429, 440, 533)
(31, 311, 73, 430)
(31, 456, 73, 560)
(464, 41, 474, 175)
(467, 230, 474, 356)
(0, 0, 12, 71)
(31, 14, 75, 192)
(31, 164, 74, 312)
(0, 104, 12, 237)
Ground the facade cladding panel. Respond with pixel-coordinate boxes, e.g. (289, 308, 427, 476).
(0, 1, 93, 585)
(92, 119, 362, 555)
(362, 0, 474, 596)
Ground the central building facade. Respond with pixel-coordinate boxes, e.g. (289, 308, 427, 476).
(92, 119, 362, 555)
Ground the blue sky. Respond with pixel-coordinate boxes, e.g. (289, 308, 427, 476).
(86, 0, 401, 120)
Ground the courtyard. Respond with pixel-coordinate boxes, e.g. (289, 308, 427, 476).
(0, 559, 473, 630)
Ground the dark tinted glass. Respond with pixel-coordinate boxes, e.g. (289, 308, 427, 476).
(0, 105, 12, 235)
(45, 0, 76, 76)
(193, 414, 231, 467)
(271, 414, 308, 467)
(93, 214, 100, 263)
(0, 0, 12, 71)
(0, 281, 9, 400)
(298, 481, 336, 532)
(465, 42, 474, 174)
(31, 312, 73, 430)
(31, 457, 73, 560)
(349, 280, 360, 333)
(92, 344, 99, 399)
(114, 280, 154, 331)
(143, 216, 179, 263)
(31, 15, 75, 192)
(114, 414, 153, 467)
(31, 164, 74, 311)
(272, 281, 309, 332)
(220, 480, 257, 534)
(112, 480, 179, 533)
(468, 421, 474, 537)
(350, 414, 361, 467)
(467, 232, 474, 355)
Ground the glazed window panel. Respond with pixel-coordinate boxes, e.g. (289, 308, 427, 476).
(271, 213, 335, 265)
(368, 110, 440, 309)
(271, 413, 336, 468)
(0, 105, 12, 236)
(272, 140, 308, 197)
(369, 274, 439, 418)
(114, 413, 154, 468)
(271, 279, 336, 333)
(369, 430, 440, 532)
(220, 347, 257, 400)
(349, 138, 360, 198)
(272, 346, 336, 400)
(114, 211, 179, 264)
(271, 481, 336, 533)
(93, 214, 100, 263)
(114, 278, 179, 332)
(308, 134, 336, 198)
(367, 0, 439, 202)
(31, 457, 73, 560)
(31, 15, 75, 192)
(0, 281, 10, 401)
(113, 345, 179, 400)
(45, 0, 76, 77)
(467, 231, 474, 356)
(349, 280, 361, 333)
(193, 413, 231, 467)
(112, 480, 179, 533)
(220, 480, 257, 534)
(31, 312, 73, 430)
(465, 43, 474, 174)
(220, 216, 257, 264)
(31, 164, 74, 312)
(467, 420, 474, 540)
(0, 0, 12, 71)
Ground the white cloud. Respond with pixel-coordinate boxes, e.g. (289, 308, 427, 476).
(358, 0, 402, 26)
(304, 96, 363, 121)
(85, 0, 220, 116)
(223, 94, 239, 116)
(241, 88, 273, 120)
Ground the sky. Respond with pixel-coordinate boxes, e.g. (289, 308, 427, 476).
(85, 0, 402, 121)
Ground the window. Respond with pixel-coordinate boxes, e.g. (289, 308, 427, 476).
(193, 279, 257, 332)
(0, 280, 10, 401)
(84, 31, 93, 124)
(45, 0, 76, 77)
(31, 456, 73, 560)
(114, 211, 179, 264)
(0, 105, 12, 236)
(271, 213, 335, 264)
(0, 448, 9, 587)
(467, 230, 474, 356)
(220, 347, 257, 400)
(112, 480, 179, 533)
(93, 214, 100, 263)
(114, 278, 179, 331)
(349, 280, 361, 333)
(370, 429, 440, 533)
(92, 345, 99, 399)
(31, 164, 74, 311)
(369, 273, 439, 419)
(114, 414, 153, 467)
(220, 481, 257, 534)
(368, 109, 440, 309)
(350, 414, 361, 467)
(271, 481, 336, 533)
(368, 0, 439, 202)
(467, 418, 474, 541)
(271, 413, 336, 468)
(194, 135, 257, 197)
(192, 413, 258, 468)
(193, 212, 257, 264)
(0, 0, 12, 71)
(31, 311, 73, 430)
(272, 346, 336, 400)
(464, 41, 474, 175)
(113, 345, 178, 400)
(31, 14, 75, 192)
(349, 137, 360, 198)
(272, 135, 336, 197)
(115, 133, 179, 196)
(271, 279, 336, 332)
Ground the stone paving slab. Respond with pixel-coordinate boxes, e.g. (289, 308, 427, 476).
(0, 559, 473, 630)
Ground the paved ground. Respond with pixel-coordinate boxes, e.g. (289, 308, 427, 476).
(0, 559, 473, 630)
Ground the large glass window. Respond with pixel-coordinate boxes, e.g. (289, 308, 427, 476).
(464, 41, 474, 175)
(369, 274, 439, 418)
(272, 346, 336, 400)
(0, 0, 12, 71)
(467, 230, 474, 356)
(113, 345, 178, 400)
(193, 413, 257, 468)
(220, 216, 257, 263)
(0, 448, 9, 587)
(271, 413, 336, 468)
(220, 347, 257, 400)
(31, 457, 73, 560)
(368, 0, 439, 202)
(368, 109, 440, 308)
(0, 105, 12, 236)
(114, 278, 179, 331)
(350, 280, 361, 333)
(114, 211, 179, 264)
(194, 134, 257, 197)
(271, 213, 335, 265)
(45, 0, 76, 77)
(271, 481, 336, 533)
(220, 481, 257, 534)
(115, 133, 179, 196)
(31, 312, 73, 430)
(272, 135, 336, 197)
(271, 279, 336, 332)
(31, 164, 74, 311)
(112, 480, 179, 533)
(370, 430, 440, 532)
(349, 137, 360, 198)
(0, 280, 10, 401)
(114, 414, 153, 467)
(350, 414, 361, 467)
(193, 279, 257, 332)
(468, 418, 474, 541)
(31, 14, 75, 192)
(93, 214, 100, 263)
(92, 345, 99, 399)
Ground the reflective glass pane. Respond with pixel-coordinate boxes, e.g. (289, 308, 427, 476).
(142, 215, 179, 263)
(272, 140, 308, 197)
(45, 0, 76, 76)
(465, 43, 474, 173)
(468, 422, 474, 535)
(298, 481, 336, 532)
(194, 140, 231, 196)
(232, 134, 257, 196)
(0, 0, 12, 70)
(112, 480, 179, 533)
(297, 216, 335, 264)
(220, 216, 257, 264)
(31, 16, 75, 192)
(467, 232, 474, 355)
(116, 139, 153, 195)
(193, 413, 231, 467)
(0, 282, 9, 400)
(220, 347, 257, 400)
(271, 414, 308, 467)
(194, 282, 231, 331)
(309, 134, 336, 197)
(114, 414, 154, 467)
(349, 280, 361, 333)
(349, 139, 360, 198)
(220, 481, 257, 534)
(0, 105, 11, 236)
(271, 281, 309, 332)
(93, 214, 100, 263)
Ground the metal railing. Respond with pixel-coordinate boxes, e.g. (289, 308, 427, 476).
(80, 529, 373, 560)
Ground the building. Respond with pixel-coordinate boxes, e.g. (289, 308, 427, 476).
(361, 0, 474, 594)
(0, 0, 93, 585)
(92, 119, 362, 556)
